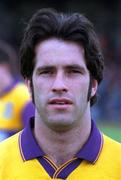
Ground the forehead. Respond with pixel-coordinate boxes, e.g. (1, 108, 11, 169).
(35, 38, 86, 67)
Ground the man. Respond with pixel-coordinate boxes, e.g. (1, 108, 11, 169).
(0, 40, 34, 141)
(0, 8, 121, 179)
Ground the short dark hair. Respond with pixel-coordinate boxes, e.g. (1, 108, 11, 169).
(20, 8, 104, 105)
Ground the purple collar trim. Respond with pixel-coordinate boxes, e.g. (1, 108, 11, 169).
(19, 118, 103, 163)
(76, 120, 103, 163)
(19, 118, 44, 161)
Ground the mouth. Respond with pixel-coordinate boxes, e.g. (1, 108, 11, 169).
(48, 98, 73, 107)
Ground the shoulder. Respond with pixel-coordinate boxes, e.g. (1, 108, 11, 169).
(0, 132, 24, 178)
(0, 132, 21, 163)
(100, 134, 121, 163)
(103, 134, 121, 150)
(92, 134, 121, 178)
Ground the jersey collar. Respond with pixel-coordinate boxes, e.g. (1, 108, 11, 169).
(19, 117, 103, 163)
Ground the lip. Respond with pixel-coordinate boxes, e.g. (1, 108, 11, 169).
(48, 98, 73, 105)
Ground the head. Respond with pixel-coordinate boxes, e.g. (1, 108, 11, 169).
(20, 8, 104, 107)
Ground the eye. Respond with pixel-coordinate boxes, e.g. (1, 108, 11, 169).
(67, 69, 82, 74)
(71, 69, 81, 73)
(39, 70, 53, 74)
(37, 68, 56, 77)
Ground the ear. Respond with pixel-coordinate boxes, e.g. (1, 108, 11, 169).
(91, 79, 98, 97)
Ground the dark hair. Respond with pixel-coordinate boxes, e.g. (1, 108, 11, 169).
(20, 8, 104, 105)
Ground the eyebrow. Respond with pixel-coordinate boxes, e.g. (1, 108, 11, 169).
(36, 64, 86, 73)
(36, 65, 55, 72)
(65, 64, 87, 72)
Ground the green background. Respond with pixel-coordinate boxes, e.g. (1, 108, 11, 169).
(98, 123, 121, 143)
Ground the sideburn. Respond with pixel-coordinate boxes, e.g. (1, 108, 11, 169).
(30, 79, 35, 104)
(87, 76, 92, 103)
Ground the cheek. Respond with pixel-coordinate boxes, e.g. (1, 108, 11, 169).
(33, 76, 52, 92)
(33, 86, 46, 111)
(72, 80, 89, 93)
(33, 80, 50, 104)
(72, 81, 89, 101)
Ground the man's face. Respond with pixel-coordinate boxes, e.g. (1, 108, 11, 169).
(31, 38, 97, 131)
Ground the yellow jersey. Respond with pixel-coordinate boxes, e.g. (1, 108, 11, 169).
(0, 81, 34, 141)
(0, 119, 120, 179)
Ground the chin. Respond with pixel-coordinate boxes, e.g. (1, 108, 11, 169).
(48, 123, 73, 132)
(46, 116, 74, 132)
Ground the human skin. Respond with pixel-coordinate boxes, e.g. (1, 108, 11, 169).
(27, 38, 97, 166)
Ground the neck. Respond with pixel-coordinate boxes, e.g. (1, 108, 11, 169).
(34, 110, 91, 167)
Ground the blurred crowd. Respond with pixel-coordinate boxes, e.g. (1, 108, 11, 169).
(0, 40, 34, 141)
(92, 35, 121, 123)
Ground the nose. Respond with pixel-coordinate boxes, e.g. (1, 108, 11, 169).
(52, 71, 68, 93)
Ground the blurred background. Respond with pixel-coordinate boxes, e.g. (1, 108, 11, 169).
(0, 0, 121, 142)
